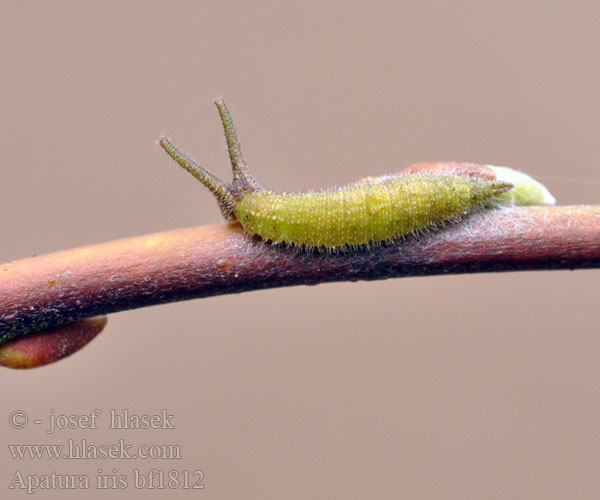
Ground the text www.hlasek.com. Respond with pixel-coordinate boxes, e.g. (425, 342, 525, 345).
(9, 439, 181, 460)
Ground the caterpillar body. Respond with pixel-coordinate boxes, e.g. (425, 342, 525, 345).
(159, 99, 514, 250)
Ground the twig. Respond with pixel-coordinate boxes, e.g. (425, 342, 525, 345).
(2, 205, 599, 348)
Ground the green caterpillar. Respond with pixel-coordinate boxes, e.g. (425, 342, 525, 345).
(160, 99, 548, 250)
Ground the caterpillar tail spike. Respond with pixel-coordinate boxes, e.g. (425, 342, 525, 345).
(159, 98, 556, 251)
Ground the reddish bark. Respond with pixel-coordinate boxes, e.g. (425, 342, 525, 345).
(1, 205, 599, 349)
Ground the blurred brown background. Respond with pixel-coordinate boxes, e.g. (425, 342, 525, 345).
(1, 1, 599, 498)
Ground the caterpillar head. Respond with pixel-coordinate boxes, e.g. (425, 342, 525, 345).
(159, 99, 261, 221)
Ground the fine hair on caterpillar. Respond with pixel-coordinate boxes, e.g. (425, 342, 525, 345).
(159, 99, 513, 251)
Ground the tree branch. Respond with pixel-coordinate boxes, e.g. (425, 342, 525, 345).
(2, 205, 599, 351)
